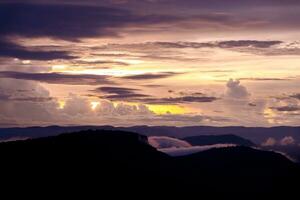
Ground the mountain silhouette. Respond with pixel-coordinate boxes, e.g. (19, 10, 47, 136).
(1, 125, 300, 144)
(0, 130, 299, 195)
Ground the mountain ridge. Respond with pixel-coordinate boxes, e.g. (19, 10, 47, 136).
(0, 129, 299, 195)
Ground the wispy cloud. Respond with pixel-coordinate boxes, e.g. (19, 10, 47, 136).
(120, 72, 182, 80)
(0, 39, 77, 60)
(0, 71, 112, 85)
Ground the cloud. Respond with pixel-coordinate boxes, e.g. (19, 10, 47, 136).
(216, 40, 282, 48)
(71, 59, 130, 67)
(98, 40, 300, 57)
(262, 137, 277, 146)
(92, 86, 150, 99)
(239, 78, 291, 81)
(99, 40, 282, 50)
(95, 86, 140, 95)
(159, 144, 236, 157)
(290, 93, 300, 100)
(280, 136, 295, 146)
(114, 103, 153, 115)
(142, 96, 219, 104)
(8, 97, 54, 102)
(270, 105, 300, 112)
(0, 3, 250, 41)
(2, 1, 300, 46)
(0, 39, 76, 60)
(0, 71, 112, 85)
(91, 86, 218, 104)
(0, 77, 54, 102)
(0, 136, 29, 143)
(0, 71, 228, 127)
(120, 72, 181, 80)
(94, 100, 154, 116)
(261, 136, 296, 146)
(148, 136, 192, 149)
(225, 79, 250, 99)
(148, 135, 236, 157)
(0, 78, 59, 125)
(62, 93, 92, 116)
(0, 3, 132, 40)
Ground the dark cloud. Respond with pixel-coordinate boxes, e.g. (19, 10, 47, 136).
(270, 106, 300, 112)
(100, 40, 282, 50)
(2, 1, 300, 43)
(72, 60, 129, 66)
(91, 86, 218, 103)
(0, 3, 132, 40)
(142, 96, 219, 104)
(98, 40, 297, 58)
(121, 72, 181, 80)
(290, 94, 300, 100)
(0, 71, 112, 85)
(0, 3, 245, 41)
(216, 40, 282, 48)
(0, 39, 76, 60)
(239, 78, 291, 81)
(95, 86, 140, 95)
(142, 84, 164, 88)
(92, 86, 150, 99)
(105, 93, 150, 99)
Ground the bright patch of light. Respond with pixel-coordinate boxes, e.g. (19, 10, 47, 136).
(22, 60, 31, 64)
(52, 65, 67, 71)
(148, 105, 187, 115)
(91, 101, 100, 110)
(58, 100, 66, 109)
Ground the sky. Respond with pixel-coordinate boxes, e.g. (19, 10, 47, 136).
(1, 0, 300, 127)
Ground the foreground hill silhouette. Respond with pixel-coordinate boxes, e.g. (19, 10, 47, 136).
(0, 130, 299, 195)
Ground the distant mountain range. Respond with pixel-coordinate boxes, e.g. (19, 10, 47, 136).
(1, 125, 300, 162)
(0, 130, 299, 195)
(183, 134, 256, 147)
(1, 125, 300, 144)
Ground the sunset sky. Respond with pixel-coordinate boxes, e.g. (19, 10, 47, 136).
(1, 0, 300, 127)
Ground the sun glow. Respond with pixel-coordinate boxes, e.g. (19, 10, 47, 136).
(148, 105, 187, 115)
(58, 100, 66, 109)
(91, 101, 100, 110)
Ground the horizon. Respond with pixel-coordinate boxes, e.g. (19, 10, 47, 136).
(2, 124, 300, 129)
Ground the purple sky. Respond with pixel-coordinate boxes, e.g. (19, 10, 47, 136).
(1, 0, 300, 127)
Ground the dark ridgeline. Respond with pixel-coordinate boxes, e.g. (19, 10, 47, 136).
(1, 125, 300, 144)
(0, 130, 299, 196)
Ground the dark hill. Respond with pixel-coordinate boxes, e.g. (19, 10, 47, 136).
(0, 130, 299, 195)
(183, 134, 256, 146)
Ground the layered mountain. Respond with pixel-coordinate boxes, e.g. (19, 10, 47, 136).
(1, 125, 300, 144)
(0, 130, 299, 195)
